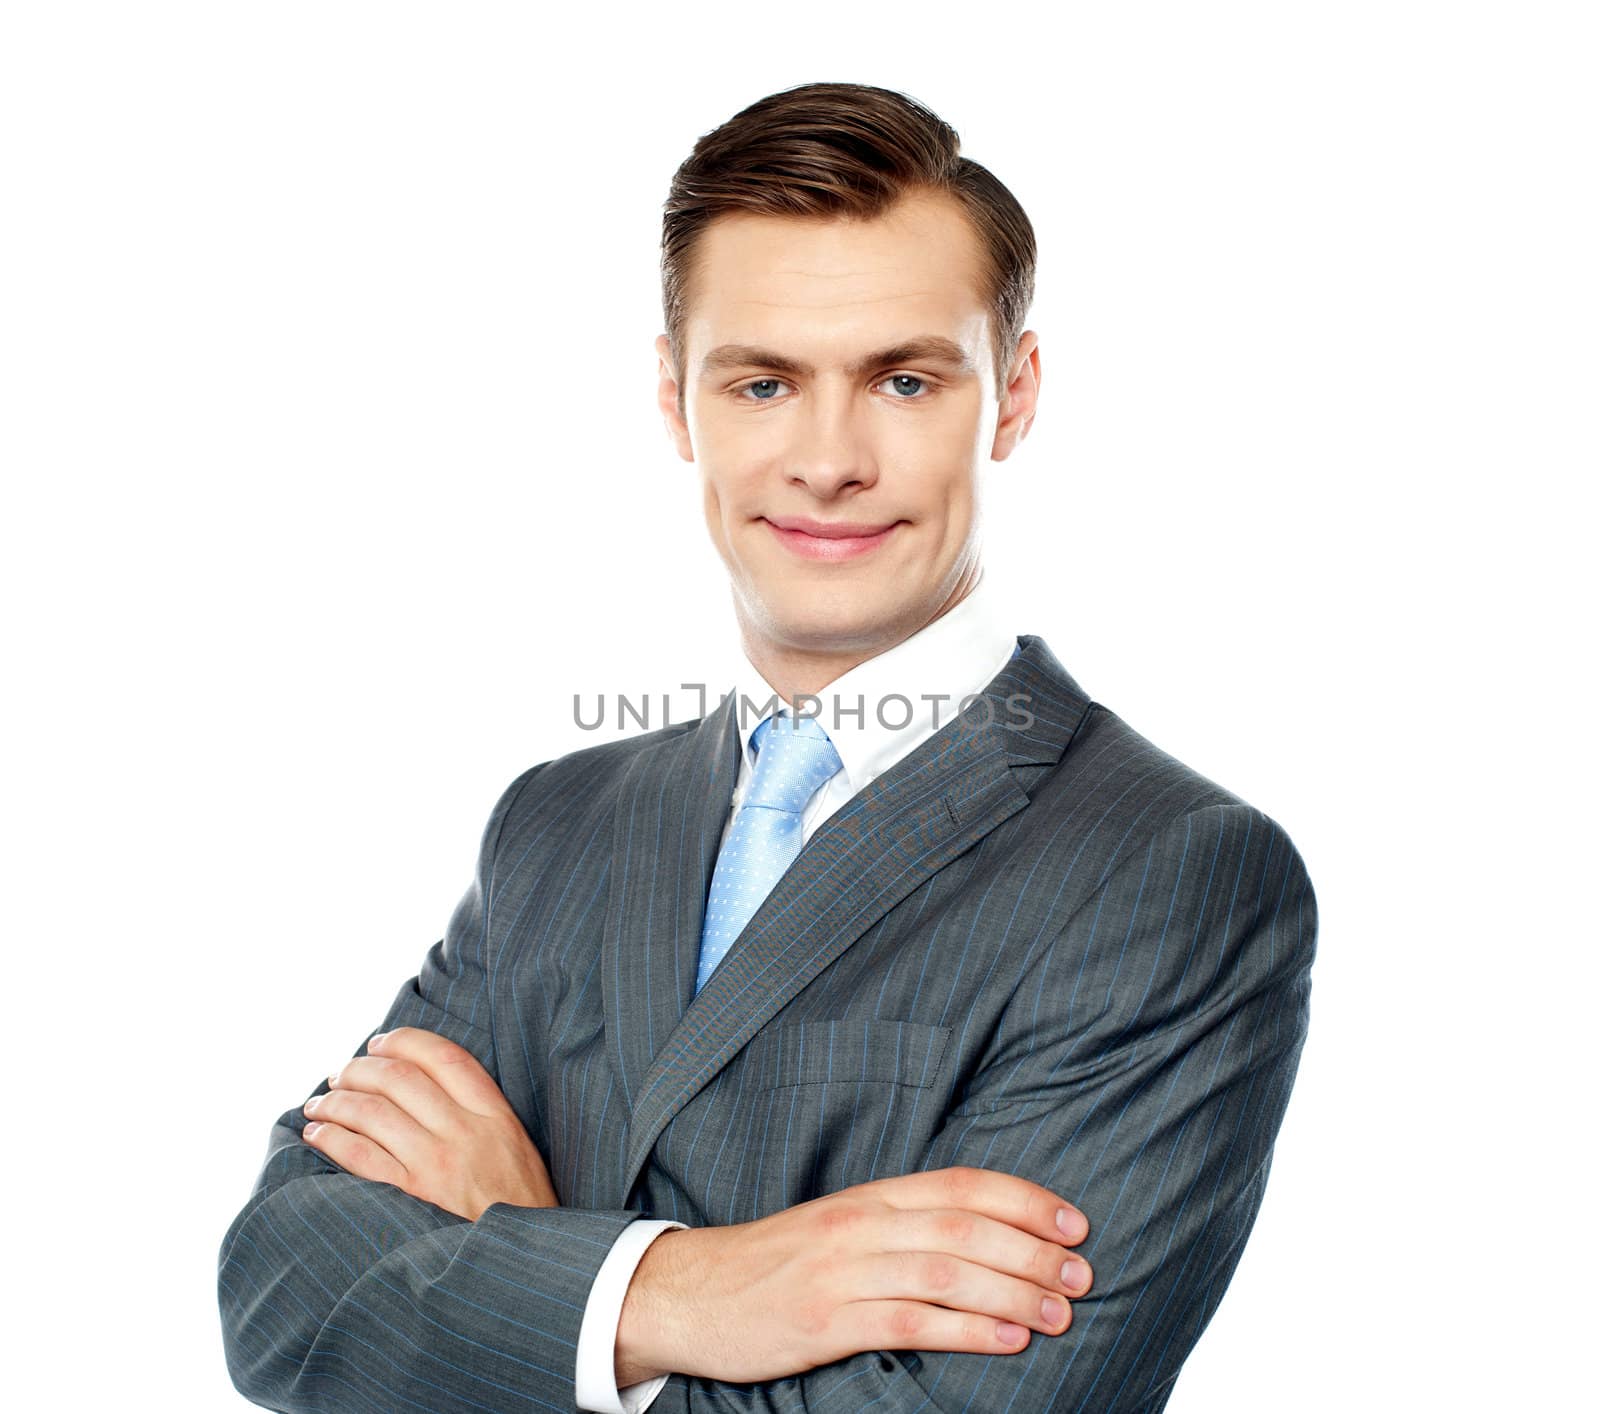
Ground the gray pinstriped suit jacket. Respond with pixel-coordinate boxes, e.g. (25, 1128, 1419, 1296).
(218, 634, 1317, 1412)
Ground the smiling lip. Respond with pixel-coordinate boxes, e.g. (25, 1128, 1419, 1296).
(762, 515, 902, 561)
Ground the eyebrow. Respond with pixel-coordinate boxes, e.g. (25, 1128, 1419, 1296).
(698, 335, 977, 381)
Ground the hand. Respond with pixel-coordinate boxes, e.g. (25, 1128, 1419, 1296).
(300, 1025, 559, 1220)
(614, 1166, 1094, 1386)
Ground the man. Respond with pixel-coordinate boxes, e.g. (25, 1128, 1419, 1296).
(218, 81, 1317, 1413)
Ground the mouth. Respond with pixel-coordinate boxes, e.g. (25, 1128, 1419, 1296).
(761, 515, 903, 562)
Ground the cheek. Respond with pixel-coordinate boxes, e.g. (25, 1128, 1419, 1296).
(698, 464, 762, 570)
(902, 402, 984, 493)
(699, 452, 765, 523)
(699, 473, 736, 557)
(908, 447, 978, 525)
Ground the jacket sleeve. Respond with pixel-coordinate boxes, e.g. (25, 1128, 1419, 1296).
(648, 802, 1318, 1414)
(217, 763, 652, 1413)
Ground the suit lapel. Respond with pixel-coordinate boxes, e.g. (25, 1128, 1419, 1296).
(599, 689, 740, 1126)
(609, 633, 1093, 1198)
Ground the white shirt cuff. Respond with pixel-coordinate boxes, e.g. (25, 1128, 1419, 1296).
(575, 1217, 690, 1413)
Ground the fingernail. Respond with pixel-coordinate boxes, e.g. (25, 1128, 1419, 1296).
(303, 1121, 322, 1138)
(368, 1032, 386, 1049)
(1062, 1258, 1091, 1292)
(997, 1321, 1029, 1345)
(1041, 1297, 1066, 1326)
(303, 1094, 321, 1113)
(1057, 1208, 1086, 1241)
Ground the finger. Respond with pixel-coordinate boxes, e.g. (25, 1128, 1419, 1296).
(301, 1118, 408, 1187)
(366, 1027, 508, 1117)
(847, 1298, 1044, 1357)
(328, 1054, 463, 1138)
(850, 1246, 1076, 1339)
(303, 1087, 434, 1172)
(894, 1206, 1094, 1299)
(870, 1165, 1089, 1247)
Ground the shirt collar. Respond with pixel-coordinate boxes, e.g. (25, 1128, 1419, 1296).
(724, 572, 1019, 794)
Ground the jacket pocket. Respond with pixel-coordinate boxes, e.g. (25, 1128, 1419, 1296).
(738, 1017, 952, 1091)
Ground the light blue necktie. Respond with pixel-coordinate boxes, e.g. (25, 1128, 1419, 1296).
(695, 710, 843, 996)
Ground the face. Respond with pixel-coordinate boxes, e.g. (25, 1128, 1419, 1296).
(656, 188, 1040, 668)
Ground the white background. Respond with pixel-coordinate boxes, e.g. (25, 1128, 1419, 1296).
(3, 3, 1593, 1409)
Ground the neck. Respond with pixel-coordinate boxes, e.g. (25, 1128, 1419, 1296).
(738, 567, 983, 706)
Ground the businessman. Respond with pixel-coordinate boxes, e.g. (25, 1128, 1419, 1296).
(218, 81, 1317, 1413)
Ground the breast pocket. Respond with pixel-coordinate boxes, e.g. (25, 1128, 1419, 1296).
(739, 1016, 952, 1091)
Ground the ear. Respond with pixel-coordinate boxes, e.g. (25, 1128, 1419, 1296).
(655, 334, 694, 462)
(990, 330, 1041, 461)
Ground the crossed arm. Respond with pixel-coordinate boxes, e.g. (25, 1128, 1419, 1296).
(218, 796, 1315, 1412)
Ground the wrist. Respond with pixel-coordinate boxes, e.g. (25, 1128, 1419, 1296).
(615, 1225, 695, 1386)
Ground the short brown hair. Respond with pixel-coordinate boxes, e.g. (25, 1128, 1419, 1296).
(661, 81, 1036, 417)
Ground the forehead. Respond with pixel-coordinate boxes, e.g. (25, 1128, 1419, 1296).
(682, 189, 992, 370)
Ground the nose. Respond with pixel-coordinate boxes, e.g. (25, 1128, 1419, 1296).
(784, 388, 878, 497)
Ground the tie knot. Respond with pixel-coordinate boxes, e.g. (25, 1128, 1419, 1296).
(745, 711, 843, 813)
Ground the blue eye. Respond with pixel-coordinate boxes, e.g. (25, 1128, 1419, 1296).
(739, 378, 788, 400)
(884, 374, 926, 397)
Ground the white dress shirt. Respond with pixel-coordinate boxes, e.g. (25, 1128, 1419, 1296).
(573, 572, 1020, 1413)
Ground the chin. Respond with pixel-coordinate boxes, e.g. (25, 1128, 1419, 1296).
(754, 587, 914, 651)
